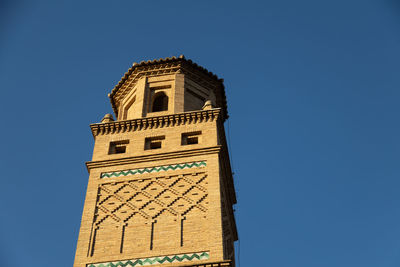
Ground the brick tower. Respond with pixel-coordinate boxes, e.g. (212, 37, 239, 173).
(74, 56, 237, 267)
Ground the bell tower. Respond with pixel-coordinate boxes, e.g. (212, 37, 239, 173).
(74, 56, 238, 267)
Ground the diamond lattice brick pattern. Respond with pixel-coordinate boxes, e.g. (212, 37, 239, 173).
(94, 172, 208, 226)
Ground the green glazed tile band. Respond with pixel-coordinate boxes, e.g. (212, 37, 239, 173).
(87, 251, 209, 267)
(101, 161, 207, 178)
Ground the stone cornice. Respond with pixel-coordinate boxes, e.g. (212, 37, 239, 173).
(90, 109, 221, 137)
(86, 146, 222, 171)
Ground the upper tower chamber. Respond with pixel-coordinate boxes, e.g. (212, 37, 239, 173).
(109, 55, 228, 121)
(74, 56, 237, 267)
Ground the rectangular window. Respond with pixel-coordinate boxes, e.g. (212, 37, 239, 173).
(181, 131, 201, 145)
(109, 140, 129, 154)
(145, 136, 165, 150)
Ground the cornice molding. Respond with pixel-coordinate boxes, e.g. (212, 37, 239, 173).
(86, 146, 222, 171)
(90, 109, 221, 137)
(110, 56, 220, 100)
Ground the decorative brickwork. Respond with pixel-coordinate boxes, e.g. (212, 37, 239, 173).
(87, 252, 209, 267)
(95, 171, 208, 223)
(89, 171, 209, 256)
(101, 161, 206, 178)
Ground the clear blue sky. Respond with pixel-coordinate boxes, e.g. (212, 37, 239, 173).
(1, 1, 399, 266)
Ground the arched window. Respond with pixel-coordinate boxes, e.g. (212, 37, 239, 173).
(152, 92, 168, 112)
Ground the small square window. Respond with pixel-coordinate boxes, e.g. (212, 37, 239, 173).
(181, 132, 201, 145)
(145, 136, 165, 150)
(109, 140, 129, 154)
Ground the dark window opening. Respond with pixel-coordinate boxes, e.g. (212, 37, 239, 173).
(114, 146, 126, 153)
(145, 136, 165, 150)
(152, 92, 168, 112)
(109, 140, 129, 154)
(181, 132, 201, 145)
(150, 141, 162, 149)
(186, 136, 198, 145)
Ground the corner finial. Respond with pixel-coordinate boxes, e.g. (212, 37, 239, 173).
(202, 100, 213, 110)
(101, 113, 114, 123)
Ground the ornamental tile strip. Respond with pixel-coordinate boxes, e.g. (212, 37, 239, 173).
(87, 251, 209, 267)
(101, 161, 206, 179)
